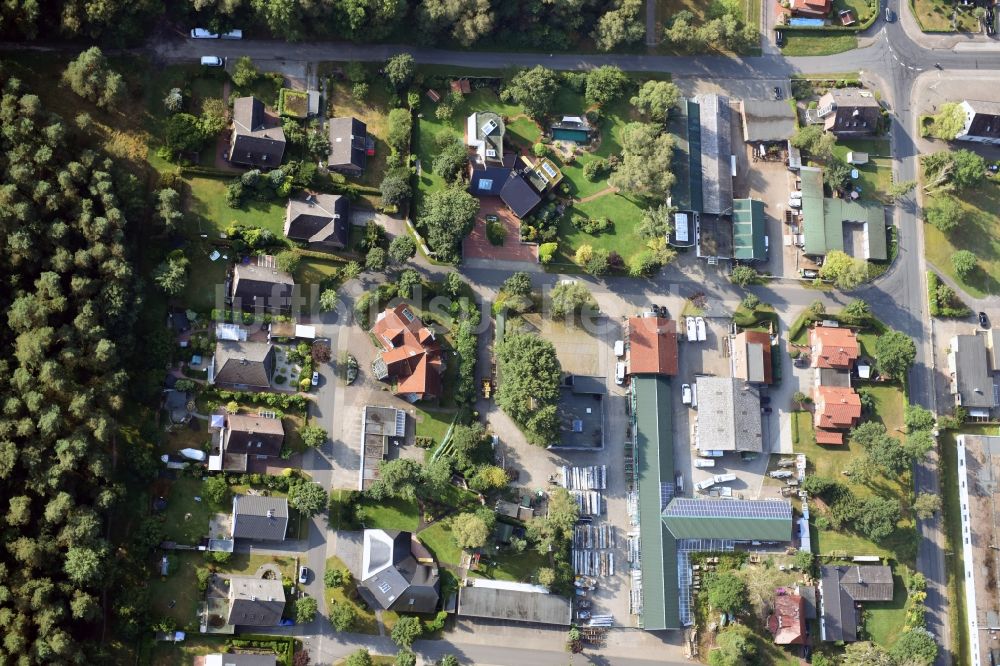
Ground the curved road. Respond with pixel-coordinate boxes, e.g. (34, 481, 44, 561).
(143, 14, 1000, 663)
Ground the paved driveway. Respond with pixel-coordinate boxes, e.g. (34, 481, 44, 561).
(463, 198, 538, 263)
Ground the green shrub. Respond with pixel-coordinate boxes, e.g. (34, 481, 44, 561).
(539, 242, 558, 264)
(486, 220, 506, 246)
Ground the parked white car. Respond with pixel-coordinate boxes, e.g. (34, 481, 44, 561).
(615, 362, 626, 385)
(769, 470, 794, 479)
(788, 197, 802, 209)
(190, 28, 219, 38)
(311, 371, 320, 386)
(790, 190, 803, 200)
(686, 317, 697, 342)
(179, 448, 206, 461)
(695, 317, 707, 342)
(200, 56, 224, 67)
(298, 566, 309, 584)
(694, 458, 716, 468)
(681, 384, 693, 405)
(614, 340, 624, 357)
(221, 29, 243, 39)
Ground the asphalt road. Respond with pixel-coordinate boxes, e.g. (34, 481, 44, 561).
(138, 17, 994, 662)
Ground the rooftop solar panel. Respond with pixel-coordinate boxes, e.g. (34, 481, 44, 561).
(663, 498, 791, 520)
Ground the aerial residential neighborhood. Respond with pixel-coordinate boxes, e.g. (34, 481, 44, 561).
(0, 2, 999, 666)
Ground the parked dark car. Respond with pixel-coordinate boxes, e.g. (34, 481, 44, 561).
(760, 396, 771, 406)
(773, 86, 782, 100)
(979, 311, 990, 328)
(775, 30, 785, 46)
(762, 407, 773, 414)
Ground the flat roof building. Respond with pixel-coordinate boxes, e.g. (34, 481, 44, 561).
(732, 330, 773, 385)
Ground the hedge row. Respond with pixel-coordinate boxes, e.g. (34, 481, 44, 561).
(927, 271, 972, 318)
(226, 635, 297, 666)
(210, 309, 293, 325)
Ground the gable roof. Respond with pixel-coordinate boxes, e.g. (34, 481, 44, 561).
(212, 341, 275, 388)
(819, 89, 880, 134)
(694, 376, 762, 452)
(733, 330, 773, 384)
(225, 413, 285, 456)
(732, 198, 767, 261)
(769, 593, 807, 645)
(820, 565, 894, 641)
(960, 100, 1000, 141)
(500, 172, 542, 218)
(227, 576, 285, 626)
(811, 326, 860, 369)
(693, 93, 733, 216)
(469, 162, 515, 196)
(327, 116, 369, 171)
(232, 495, 288, 541)
(740, 99, 797, 143)
(230, 97, 286, 168)
(458, 581, 572, 625)
(232, 256, 295, 313)
(950, 334, 997, 409)
(371, 304, 443, 400)
(632, 375, 678, 630)
(359, 529, 440, 613)
(661, 498, 793, 541)
(628, 317, 678, 376)
(284, 193, 349, 247)
(815, 386, 862, 430)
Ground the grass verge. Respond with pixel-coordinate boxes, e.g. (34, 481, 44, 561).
(780, 32, 859, 56)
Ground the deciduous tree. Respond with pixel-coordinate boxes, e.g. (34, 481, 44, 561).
(500, 66, 559, 120)
(609, 122, 675, 199)
(549, 281, 597, 317)
(451, 512, 490, 549)
(384, 54, 415, 89)
(584, 66, 629, 106)
(288, 481, 327, 516)
(391, 615, 423, 647)
(592, 0, 644, 51)
(630, 80, 682, 122)
(874, 329, 916, 380)
(62, 47, 124, 108)
(704, 572, 747, 614)
(952, 250, 977, 279)
(418, 186, 479, 262)
(913, 492, 941, 519)
(818, 250, 868, 290)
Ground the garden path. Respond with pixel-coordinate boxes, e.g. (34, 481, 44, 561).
(574, 185, 619, 204)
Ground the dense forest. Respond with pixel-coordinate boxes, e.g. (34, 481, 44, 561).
(0, 67, 150, 662)
(0, 0, 647, 51)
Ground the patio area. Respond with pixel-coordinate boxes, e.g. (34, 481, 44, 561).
(463, 197, 538, 263)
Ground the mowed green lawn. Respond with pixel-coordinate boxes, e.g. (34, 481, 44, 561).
(780, 32, 858, 56)
(359, 496, 420, 532)
(832, 140, 891, 204)
(794, 384, 916, 565)
(865, 574, 909, 648)
(160, 477, 229, 543)
(470, 548, 549, 584)
(558, 193, 649, 262)
(185, 176, 287, 238)
(148, 551, 202, 629)
(417, 520, 464, 568)
(924, 179, 1000, 298)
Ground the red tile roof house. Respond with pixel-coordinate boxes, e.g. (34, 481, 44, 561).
(789, 0, 831, 17)
(768, 591, 807, 645)
(627, 317, 679, 376)
(814, 386, 862, 444)
(810, 326, 860, 369)
(810, 326, 862, 444)
(370, 304, 444, 402)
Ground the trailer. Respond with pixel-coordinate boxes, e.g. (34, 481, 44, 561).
(694, 458, 716, 468)
(695, 478, 717, 491)
(713, 473, 736, 483)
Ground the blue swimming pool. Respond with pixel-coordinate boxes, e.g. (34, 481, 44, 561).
(552, 128, 590, 143)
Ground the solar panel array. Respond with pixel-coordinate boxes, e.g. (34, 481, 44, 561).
(664, 498, 791, 520)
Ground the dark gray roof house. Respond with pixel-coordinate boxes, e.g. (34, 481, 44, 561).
(956, 100, 1000, 145)
(817, 89, 881, 137)
(231, 255, 295, 314)
(231, 495, 289, 542)
(210, 341, 275, 389)
(284, 193, 349, 248)
(327, 117, 372, 173)
(229, 97, 286, 169)
(820, 564, 894, 642)
(227, 576, 286, 627)
(948, 334, 998, 415)
(500, 172, 542, 219)
(359, 529, 440, 613)
(225, 413, 285, 457)
(468, 152, 516, 197)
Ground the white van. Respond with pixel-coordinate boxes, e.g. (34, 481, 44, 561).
(221, 29, 243, 39)
(614, 340, 624, 357)
(190, 28, 219, 38)
(615, 362, 626, 385)
(201, 56, 224, 67)
(694, 458, 716, 468)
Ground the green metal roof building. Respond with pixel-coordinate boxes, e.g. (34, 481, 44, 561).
(668, 100, 703, 213)
(632, 375, 679, 630)
(631, 376, 794, 631)
(662, 498, 793, 541)
(732, 198, 767, 262)
(800, 165, 888, 261)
